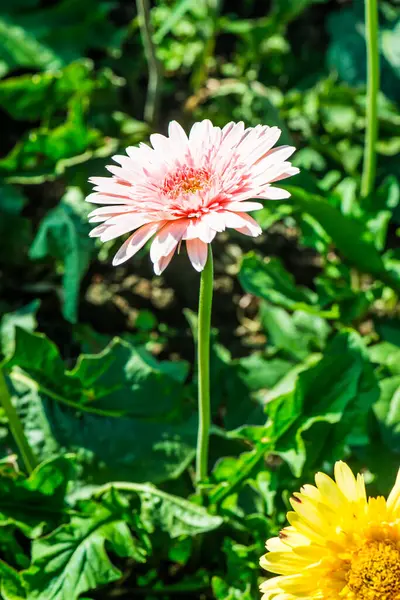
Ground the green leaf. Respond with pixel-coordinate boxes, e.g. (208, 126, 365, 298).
(0, 98, 106, 183)
(287, 185, 400, 292)
(6, 328, 188, 418)
(368, 342, 400, 375)
(260, 303, 330, 360)
(153, 0, 194, 44)
(212, 576, 253, 600)
(236, 354, 293, 392)
(0, 456, 75, 538)
(23, 496, 146, 600)
(0, 15, 59, 78)
(271, 0, 329, 26)
(211, 538, 259, 599)
(0, 0, 123, 78)
(5, 329, 196, 484)
(0, 560, 26, 600)
(0, 60, 94, 121)
(30, 187, 94, 323)
(239, 253, 317, 311)
(265, 330, 379, 475)
(373, 376, 400, 452)
(0, 184, 31, 266)
(327, 3, 400, 101)
(1, 300, 40, 357)
(105, 483, 223, 538)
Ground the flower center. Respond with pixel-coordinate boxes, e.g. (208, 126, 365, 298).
(345, 540, 400, 600)
(162, 166, 211, 198)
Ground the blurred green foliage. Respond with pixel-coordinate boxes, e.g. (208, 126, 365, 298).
(0, 0, 399, 598)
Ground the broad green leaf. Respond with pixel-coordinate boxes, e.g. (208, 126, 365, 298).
(373, 376, 400, 452)
(327, 3, 400, 100)
(0, 456, 74, 538)
(271, 0, 329, 26)
(239, 253, 317, 311)
(0, 184, 26, 215)
(0, 185, 31, 266)
(212, 577, 253, 600)
(107, 482, 223, 537)
(0, 60, 93, 121)
(23, 497, 147, 600)
(265, 330, 379, 475)
(236, 354, 293, 392)
(5, 329, 196, 484)
(0, 99, 106, 183)
(0, 16, 59, 78)
(29, 188, 94, 323)
(0, 300, 40, 357)
(260, 303, 330, 360)
(153, 0, 194, 44)
(286, 185, 400, 292)
(0, 0, 123, 78)
(220, 537, 260, 594)
(185, 309, 263, 429)
(0, 561, 26, 600)
(368, 342, 400, 375)
(5, 328, 188, 418)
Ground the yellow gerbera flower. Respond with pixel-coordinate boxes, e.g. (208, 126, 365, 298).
(260, 461, 400, 599)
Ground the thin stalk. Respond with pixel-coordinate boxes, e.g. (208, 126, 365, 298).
(361, 0, 380, 198)
(136, 0, 163, 126)
(0, 369, 37, 474)
(196, 247, 213, 490)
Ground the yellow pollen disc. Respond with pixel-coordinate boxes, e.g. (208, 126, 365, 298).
(345, 540, 400, 600)
(163, 167, 211, 198)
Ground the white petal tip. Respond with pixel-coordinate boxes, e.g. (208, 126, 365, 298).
(112, 256, 126, 267)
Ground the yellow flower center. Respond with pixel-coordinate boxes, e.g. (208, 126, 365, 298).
(163, 166, 211, 198)
(346, 540, 400, 599)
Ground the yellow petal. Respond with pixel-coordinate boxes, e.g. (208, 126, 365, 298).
(334, 461, 366, 502)
(387, 467, 400, 514)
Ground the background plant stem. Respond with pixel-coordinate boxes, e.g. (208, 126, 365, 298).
(196, 247, 213, 490)
(0, 369, 37, 474)
(136, 0, 163, 127)
(361, 0, 380, 198)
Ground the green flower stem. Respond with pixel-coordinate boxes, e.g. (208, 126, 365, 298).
(361, 0, 380, 199)
(196, 246, 214, 490)
(0, 369, 37, 474)
(136, 0, 163, 126)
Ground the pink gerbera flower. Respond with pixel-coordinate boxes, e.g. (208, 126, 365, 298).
(87, 120, 299, 274)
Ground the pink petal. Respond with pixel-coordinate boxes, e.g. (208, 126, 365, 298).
(232, 213, 262, 237)
(184, 219, 217, 243)
(91, 180, 133, 196)
(270, 167, 300, 183)
(257, 186, 291, 200)
(113, 221, 166, 266)
(225, 201, 263, 212)
(105, 164, 137, 183)
(201, 211, 227, 232)
(186, 239, 209, 272)
(168, 121, 188, 145)
(88, 205, 134, 223)
(89, 224, 109, 238)
(243, 127, 282, 163)
(223, 212, 254, 229)
(153, 247, 177, 275)
(150, 133, 171, 155)
(85, 192, 133, 205)
(150, 219, 189, 262)
(100, 214, 153, 242)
